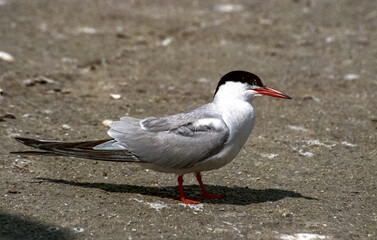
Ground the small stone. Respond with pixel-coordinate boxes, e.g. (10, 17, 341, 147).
(213, 4, 244, 12)
(3, 113, 16, 119)
(23, 76, 55, 86)
(71, 227, 84, 233)
(161, 38, 173, 46)
(282, 212, 293, 217)
(344, 74, 359, 80)
(341, 141, 356, 147)
(77, 27, 97, 34)
(302, 95, 320, 102)
(62, 124, 71, 130)
(36, 76, 55, 84)
(299, 149, 314, 157)
(102, 119, 113, 128)
(8, 190, 20, 194)
(110, 93, 121, 100)
(0, 51, 14, 62)
(116, 32, 131, 39)
(61, 57, 78, 63)
(23, 79, 36, 86)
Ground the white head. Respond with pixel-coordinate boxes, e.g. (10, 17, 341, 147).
(213, 71, 291, 103)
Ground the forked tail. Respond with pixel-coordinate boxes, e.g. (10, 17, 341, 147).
(12, 137, 138, 162)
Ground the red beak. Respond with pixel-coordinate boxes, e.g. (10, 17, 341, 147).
(253, 87, 291, 99)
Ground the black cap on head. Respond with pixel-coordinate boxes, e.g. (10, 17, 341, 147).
(214, 70, 265, 96)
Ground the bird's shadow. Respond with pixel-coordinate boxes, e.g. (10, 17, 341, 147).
(36, 178, 318, 205)
(0, 211, 76, 240)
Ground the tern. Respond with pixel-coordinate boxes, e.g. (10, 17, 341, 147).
(13, 70, 291, 204)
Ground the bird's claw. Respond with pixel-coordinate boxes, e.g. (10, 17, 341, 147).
(201, 193, 223, 199)
(181, 197, 201, 204)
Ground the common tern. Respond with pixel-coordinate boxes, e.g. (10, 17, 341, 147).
(13, 70, 291, 204)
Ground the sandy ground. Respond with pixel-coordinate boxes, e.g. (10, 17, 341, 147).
(1, 0, 376, 239)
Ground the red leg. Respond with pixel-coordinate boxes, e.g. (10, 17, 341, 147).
(196, 173, 223, 199)
(178, 175, 200, 204)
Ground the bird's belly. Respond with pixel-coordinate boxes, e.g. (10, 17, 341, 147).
(196, 144, 242, 170)
(140, 144, 242, 175)
(141, 110, 255, 175)
(183, 113, 255, 173)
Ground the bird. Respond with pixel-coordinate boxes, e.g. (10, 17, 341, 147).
(12, 70, 291, 204)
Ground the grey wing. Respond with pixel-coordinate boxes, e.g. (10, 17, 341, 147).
(108, 106, 229, 169)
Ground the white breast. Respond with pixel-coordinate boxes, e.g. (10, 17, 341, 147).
(183, 100, 256, 174)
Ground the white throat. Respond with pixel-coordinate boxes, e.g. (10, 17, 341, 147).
(212, 81, 256, 151)
(213, 81, 257, 104)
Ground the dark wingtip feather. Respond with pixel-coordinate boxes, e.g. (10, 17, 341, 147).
(15, 137, 39, 144)
(14, 137, 44, 149)
(13, 137, 139, 162)
(10, 151, 57, 156)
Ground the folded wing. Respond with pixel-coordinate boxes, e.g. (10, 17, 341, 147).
(108, 105, 229, 169)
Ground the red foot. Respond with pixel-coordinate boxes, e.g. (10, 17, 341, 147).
(201, 192, 223, 199)
(178, 175, 201, 204)
(196, 173, 223, 200)
(178, 174, 222, 204)
(180, 197, 201, 204)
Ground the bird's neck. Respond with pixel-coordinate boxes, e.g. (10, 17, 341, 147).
(212, 82, 256, 136)
(213, 94, 255, 131)
(212, 97, 256, 152)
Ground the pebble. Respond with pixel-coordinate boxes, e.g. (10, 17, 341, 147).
(0, 51, 14, 62)
(13, 158, 31, 167)
(102, 119, 113, 128)
(23, 76, 56, 86)
(110, 93, 121, 100)
(213, 4, 244, 13)
(3, 113, 16, 119)
(302, 95, 320, 102)
(71, 227, 84, 233)
(261, 153, 278, 159)
(299, 149, 314, 157)
(0, 113, 16, 121)
(61, 57, 78, 64)
(62, 124, 71, 130)
(161, 38, 173, 47)
(8, 190, 20, 194)
(288, 125, 309, 132)
(116, 32, 131, 39)
(341, 141, 356, 147)
(282, 212, 293, 218)
(344, 74, 359, 80)
(77, 27, 97, 34)
(23, 79, 35, 86)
